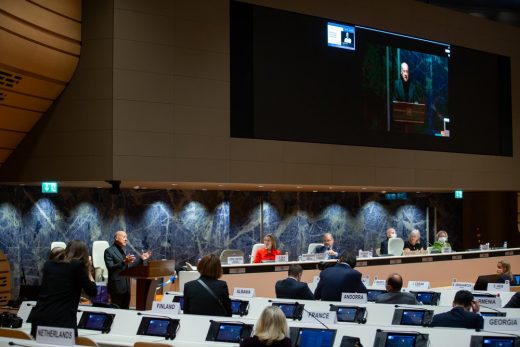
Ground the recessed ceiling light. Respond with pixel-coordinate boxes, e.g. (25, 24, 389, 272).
(296, 186, 302, 189)
(133, 186, 140, 189)
(328, 187, 333, 189)
(271, 190, 276, 192)
(313, 190, 318, 193)
(19, 183, 25, 186)
(381, 190, 386, 194)
(361, 187, 367, 190)
(258, 185, 264, 188)
(340, 191, 345, 193)
(202, 188, 207, 191)
(171, 183, 178, 186)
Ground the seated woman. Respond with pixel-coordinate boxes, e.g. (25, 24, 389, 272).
(254, 234, 281, 263)
(432, 230, 451, 250)
(184, 254, 232, 316)
(404, 229, 425, 251)
(240, 306, 292, 347)
(496, 260, 513, 284)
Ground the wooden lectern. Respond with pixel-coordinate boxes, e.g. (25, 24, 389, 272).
(119, 260, 176, 310)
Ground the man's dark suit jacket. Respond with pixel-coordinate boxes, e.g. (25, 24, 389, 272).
(430, 306, 483, 329)
(183, 276, 232, 316)
(30, 260, 97, 336)
(380, 239, 390, 255)
(375, 291, 418, 305)
(275, 277, 314, 301)
(393, 79, 419, 103)
(104, 243, 142, 295)
(314, 263, 367, 301)
(314, 244, 340, 259)
(504, 292, 520, 308)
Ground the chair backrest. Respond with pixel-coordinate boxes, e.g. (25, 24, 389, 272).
(0, 328, 32, 340)
(220, 249, 245, 264)
(92, 240, 110, 281)
(134, 342, 172, 347)
(50, 241, 66, 250)
(250, 243, 265, 263)
(307, 243, 323, 254)
(388, 238, 405, 256)
(76, 336, 99, 347)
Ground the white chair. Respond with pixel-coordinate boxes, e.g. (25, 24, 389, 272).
(220, 249, 245, 264)
(307, 243, 323, 254)
(92, 240, 110, 282)
(388, 238, 405, 256)
(250, 243, 265, 263)
(50, 241, 66, 250)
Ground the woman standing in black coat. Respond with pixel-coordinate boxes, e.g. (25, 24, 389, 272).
(30, 240, 97, 337)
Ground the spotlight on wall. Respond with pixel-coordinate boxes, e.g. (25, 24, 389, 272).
(106, 180, 121, 194)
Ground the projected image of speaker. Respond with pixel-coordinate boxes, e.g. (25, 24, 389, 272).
(329, 305, 367, 323)
(391, 309, 433, 326)
(271, 302, 304, 320)
(470, 335, 520, 347)
(136, 317, 180, 340)
(205, 321, 253, 343)
(77, 312, 115, 333)
(410, 291, 440, 306)
(373, 330, 429, 347)
(289, 327, 336, 347)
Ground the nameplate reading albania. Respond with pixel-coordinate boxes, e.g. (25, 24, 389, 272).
(233, 287, 255, 298)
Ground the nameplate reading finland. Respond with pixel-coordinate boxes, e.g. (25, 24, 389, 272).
(487, 282, 510, 292)
(483, 317, 519, 331)
(275, 254, 288, 262)
(341, 292, 368, 304)
(475, 296, 501, 308)
(372, 279, 386, 288)
(407, 281, 430, 290)
(233, 287, 255, 298)
(451, 282, 474, 291)
(301, 310, 337, 324)
(152, 301, 180, 314)
(36, 326, 75, 346)
(227, 256, 244, 265)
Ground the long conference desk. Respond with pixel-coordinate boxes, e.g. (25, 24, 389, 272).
(206, 247, 520, 297)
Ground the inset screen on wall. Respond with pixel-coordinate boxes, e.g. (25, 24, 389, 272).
(230, 1, 512, 156)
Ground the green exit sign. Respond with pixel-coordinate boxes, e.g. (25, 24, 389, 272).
(42, 181, 58, 193)
(454, 190, 463, 199)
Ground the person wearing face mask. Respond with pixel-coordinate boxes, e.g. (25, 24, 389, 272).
(432, 230, 451, 251)
(380, 227, 397, 255)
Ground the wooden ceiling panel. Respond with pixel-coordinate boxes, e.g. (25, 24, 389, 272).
(0, 90, 52, 112)
(0, 149, 13, 164)
(0, 130, 26, 149)
(30, 0, 82, 22)
(0, 65, 65, 99)
(0, 105, 41, 132)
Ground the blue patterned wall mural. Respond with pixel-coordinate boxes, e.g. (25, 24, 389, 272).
(0, 186, 461, 296)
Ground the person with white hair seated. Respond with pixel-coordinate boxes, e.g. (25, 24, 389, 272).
(404, 229, 425, 251)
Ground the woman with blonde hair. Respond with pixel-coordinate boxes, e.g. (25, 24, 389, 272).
(404, 229, 425, 251)
(496, 260, 513, 283)
(240, 306, 292, 347)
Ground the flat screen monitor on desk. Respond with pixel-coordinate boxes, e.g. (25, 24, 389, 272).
(474, 275, 499, 290)
(373, 330, 429, 347)
(367, 289, 387, 302)
(470, 335, 519, 347)
(272, 302, 304, 320)
(289, 327, 336, 347)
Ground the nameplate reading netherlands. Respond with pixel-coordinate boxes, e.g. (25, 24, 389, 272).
(407, 280, 430, 290)
(36, 326, 75, 346)
(300, 310, 337, 324)
(152, 301, 180, 314)
(227, 256, 244, 265)
(341, 292, 368, 304)
(475, 296, 501, 308)
(233, 287, 255, 298)
(483, 317, 519, 331)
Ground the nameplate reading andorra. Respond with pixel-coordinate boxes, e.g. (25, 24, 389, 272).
(36, 326, 75, 346)
(483, 317, 520, 332)
(487, 282, 510, 292)
(275, 254, 289, 262)
(407, 281, 430, 290)
(451, 282, 474, 291)
(475, 296, 502, 308)
(233, 287, 255, 298)
(152, 301, 180, 314)
(227, 256, 244, 265)
(372, 279, 386, 288)
(300, 310, 337, 324)
(341, 292, 368, 304)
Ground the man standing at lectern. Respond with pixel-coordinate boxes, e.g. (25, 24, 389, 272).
(104, 230, 151, 309)
(393, 62, 420, 103)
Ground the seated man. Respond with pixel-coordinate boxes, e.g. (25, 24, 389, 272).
(314, 233, 339, 259)
(430, 290, 483, 329)
(275, 264, 314, 300)
(314, 251, 367, 301)
(380, 228, 397, 255)
(375, 273, 418, 305)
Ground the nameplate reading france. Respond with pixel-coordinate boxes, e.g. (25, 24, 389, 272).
(233, 287, 255, 298)
(372, 279, 386, 288)
(152, 301, 180, 314)
(483, 317, 519, 331)
(275, 254, 288, 262)
(301, 310, 337, 324)
(227, 256, 244, 265)
(36, 326, 74, 346)
(408, 281, 430, 290)
(341, 292, 368, 304)
(451, 282, 474, 291)
(475, 296, 501, 308)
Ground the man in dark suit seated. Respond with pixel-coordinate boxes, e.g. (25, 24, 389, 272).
(375, 273, 418, 305)
(380, 227, 397, 255)
(314, 251, 367, 301)
(275, 264, 314, 300)
(430, 290, 483, 329)
(314, 233, 339, 259)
